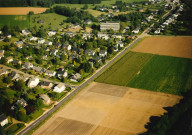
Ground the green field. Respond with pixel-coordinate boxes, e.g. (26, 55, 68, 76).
(30, 13, 68, 29)
(128, 55, 192, 95)
(96, 51, 192, 95)
(95, 51, 154, 86)
(0, 15, 29, 29)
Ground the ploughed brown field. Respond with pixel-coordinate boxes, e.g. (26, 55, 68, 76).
(33, 82, 182, 135)
(132, 36, 192, 59)
(0, 7, 48, 15)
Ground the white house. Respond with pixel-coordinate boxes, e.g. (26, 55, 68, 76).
(40, 94, 50, 105)
(85, 49, 95, 56)
(112, 34, 122, 39)
(48, 31, 56, 36)
(97, 33, 109, 40)
(84, 19, 92, 25)
(83, 32, 91, 40)
(0, 114, 8, 127)
(44, 41, 52, 46)
(22, 62, 33, 69)
(28, 37, 38, 41)
(22, 29, 31, 36)
(44, 70, 56, 77)
(70, 73, 81, 82)
(116, 41, 124, 48)
(27, 77, 39, 88)
(63, 44, 72, 51)
(7, 35, 11, 38)
(154, 28, 161, 34)
(50, 49, 58, 56)
(53, 83, 65, 93)
(57, 71, 68, 79)
(132, 28, 140, 34)
(38, 38, 45, 44)
(99, 50, 107, 57)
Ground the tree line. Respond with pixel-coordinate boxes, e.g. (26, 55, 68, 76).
(0, 0, 102, 7)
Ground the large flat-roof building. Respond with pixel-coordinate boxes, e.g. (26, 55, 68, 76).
(100, 22, 120, 31)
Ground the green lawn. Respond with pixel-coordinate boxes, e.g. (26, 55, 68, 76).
(30, 13, 69, 30)
(128, 55, 192, 95)
(95, 51, 192, 95)
(95, 51, 153, 86)
(0, 15, 29, 29)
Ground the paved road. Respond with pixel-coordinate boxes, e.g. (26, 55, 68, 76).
(17, 10, 174, 135)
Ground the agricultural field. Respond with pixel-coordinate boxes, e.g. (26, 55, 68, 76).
(30, 13, 68, 29)
(96, 51, 192, 95)
(95, 51, 154, 86)
(0, 15, 29, 29)
(132, 36, 192, 59)
(33, 82, 182, 135)
(128, 55, 192, 95)
(0, 7, 48, 15)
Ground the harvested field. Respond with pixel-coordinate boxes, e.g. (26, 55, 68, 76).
(33, 82, 182, 135)
(132, 36, 192, 59)
(0, 7, 48, 15)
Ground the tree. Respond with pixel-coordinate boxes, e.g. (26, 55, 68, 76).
(3, 76, 12, 84)
(83, 4, 88, 9)
(28, 11, 34, 15)
(0, 125, 5, 135)
(16, 108, 27, 121)
(81, 62, 92, 73)
(0, 57, 6, 64)
(33, 99, 43, 110)
(2, 25, 9, 35)
(14, 80, 25, 92)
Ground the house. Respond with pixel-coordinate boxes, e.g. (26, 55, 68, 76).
(17, 75, 28, 82)
(99, 50, 107, 57)
(48, 31, 56, 36)
(108, 13, 114, 18)
(116, 41, 124, 47)
(112, 34, 122, 39)
(22, 29, 31, 36)
(42, 55, 48, 60)
(38, 19, 44, 24)
(16, 98, 27, 108)
(112, 5, 117, 8)
(0, 68, 8, 76)
(71, 24, 81, 29)
(100, 22, 120, 31)
(93, 56, 102, 63)
(132, 27, 140, 34)
(0, 54, 3, 59)
(65, 31, 76, 37)
(44, 70, 56, 77)
(70, 73, 81, 82)
(85, 49, 95, 56)
(83, 32, 91, 40)
(98, 16, 105, 21)
(50, 49, 58, 56)
(84, 19, 92, 25)
(154, 28, 161, 34)
(28, 37, 38, 42)
(0, 114, 8, 127)
(0, 50, 4, 55)
(15, 41, 24, 48)
(62, 43, 72, 51)
(114, 9, 120, 12)
(7, 35, 11, 38)
(99, 7, 107, 11)
(57, 71, 68, 79)
(44, 41, 52, 46)
(39, 94, 50, 105)
(6, 57, 13, 63)
(33, 66, 44, 73)
(40, 81, 53, 89)
(8, 71, 20, 80)
(38, 38, 45, 44)
(22, 62, 33, 69)
(97, 33, 109, 40)
(53, 83, 65, 93)
(69, 54, 78, 61)
(72, 48, 80, 54)
(27, 77, 39, 88)
(12, 60, 22, 65)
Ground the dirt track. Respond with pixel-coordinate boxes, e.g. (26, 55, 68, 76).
(132, 36, 192, 59)
(0, 7, 48, 15)
(33, 82, 182, 135)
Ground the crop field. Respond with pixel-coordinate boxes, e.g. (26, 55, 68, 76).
(30, 13, 68, 29)
(96, 51, 192, 95)
(33, 82, 182, 135)
(128, 55, 192, 95)
(95, 51, 154, 86)
(0, 15, 29, 29)
(0, 7, 48, 15)
(132, 36, 192, 59)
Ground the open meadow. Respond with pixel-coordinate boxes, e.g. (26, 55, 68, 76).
(132, 36, 192, 59)
(33, 82, 182, 135)
(96, 51, 192, 95)
(0, 7, 48, 15)
(30, 13, 68, 29)
(0, 15, 29, 29)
